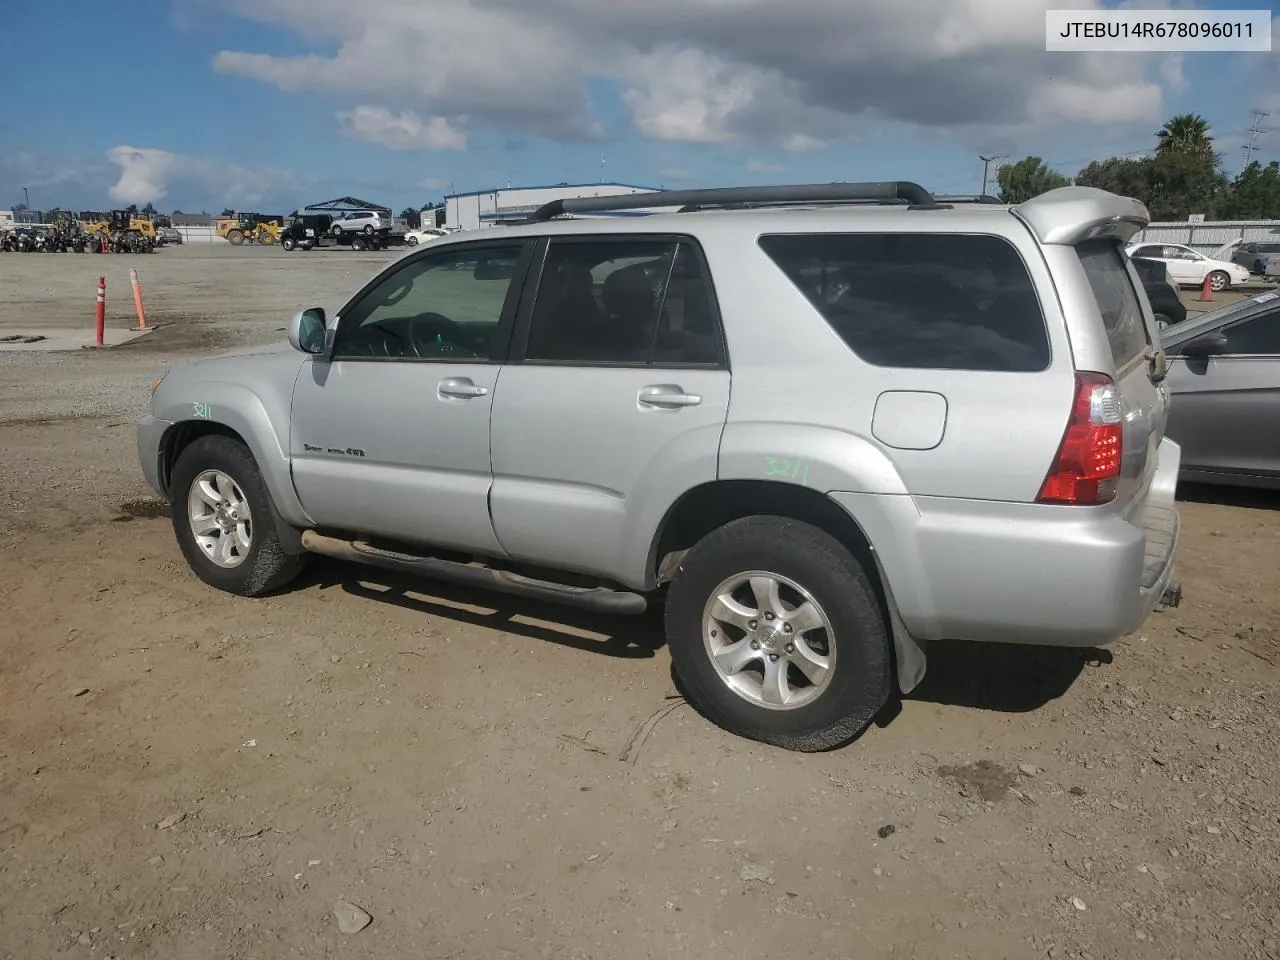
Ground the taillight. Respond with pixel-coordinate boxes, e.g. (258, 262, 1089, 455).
(1036, 372, 1123, 505)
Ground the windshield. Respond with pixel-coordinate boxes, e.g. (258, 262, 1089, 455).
(1160, 290, 1280, 344)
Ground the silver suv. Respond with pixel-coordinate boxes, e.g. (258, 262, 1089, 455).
(137, 181, 1182, 752)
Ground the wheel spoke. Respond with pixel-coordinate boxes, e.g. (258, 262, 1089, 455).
(712, 638, 760, 676)
(234, 524, 251, 553)
(214, 533, 234, 566)
(708, 593, 756, 632)
(785, 600, 825, 636)
(760, 656, 791, 706)
(214, 473, 236, 502)
(191, 515, 220, 537)
(787, 639, 831, 686)
(196, 479, 222, 507)
(748, 576, 783, 619)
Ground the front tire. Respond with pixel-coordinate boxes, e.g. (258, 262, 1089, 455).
(1209, 269, 1230, 292)
(281, 237, 296, 251)
(665, 516, 890, 752)
(170, 435, 305, 597)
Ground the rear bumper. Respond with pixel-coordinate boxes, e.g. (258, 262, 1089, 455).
(137, 414, 173, 498)
(830, 438, 1182, 647)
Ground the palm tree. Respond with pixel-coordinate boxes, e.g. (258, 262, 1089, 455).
(1156, 114, 1212, 157)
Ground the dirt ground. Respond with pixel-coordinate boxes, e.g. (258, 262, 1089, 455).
(1, 245, 1277, 960)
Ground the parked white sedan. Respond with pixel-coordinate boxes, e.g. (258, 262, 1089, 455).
(404, 227, 448, 246)
(1126, 241, 1251, 292)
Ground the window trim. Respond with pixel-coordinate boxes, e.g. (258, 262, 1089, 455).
(756, 230, 1054, 374)
(325, 239, 536, 365)
(507, 233, 730, 370)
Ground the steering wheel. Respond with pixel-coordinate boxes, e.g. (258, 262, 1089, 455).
(407, 313, 470, 357)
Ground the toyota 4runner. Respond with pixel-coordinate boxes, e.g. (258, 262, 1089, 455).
(137, 181, 1182, 752)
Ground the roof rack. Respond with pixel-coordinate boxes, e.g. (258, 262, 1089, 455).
(525, 181, 940, 222)
(935, 194, 1004, 205)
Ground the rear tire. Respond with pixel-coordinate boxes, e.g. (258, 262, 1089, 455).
(363, 224, 374, 235)
(664, 516, 891, 752)
(170, 435, 305, 597)
(226, 229, 245, 246)
(351, 237, 367, 251)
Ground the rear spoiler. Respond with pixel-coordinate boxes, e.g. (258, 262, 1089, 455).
(1011, 186, 1150, 246)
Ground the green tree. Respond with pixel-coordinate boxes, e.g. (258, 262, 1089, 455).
(1075, 156, 1152, 199)
(1156, 113, 1213, 159)
(996, 156, 1071, 203)
(1217, 161, 1280, 219)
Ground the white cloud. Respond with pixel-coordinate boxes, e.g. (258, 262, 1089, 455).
(106, 145, 300, 206)
(337, 107, 467, 151)
(211, 0, 1181, 150)
(746, 159, 784, 174)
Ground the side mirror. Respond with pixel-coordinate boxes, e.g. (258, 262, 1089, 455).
(288, 307, 327, 354)
(1180, 331, 1228, 358)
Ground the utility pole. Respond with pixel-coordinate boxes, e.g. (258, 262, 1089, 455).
(979, 155, 1006, 196)
(1242, 110, 1269, 170)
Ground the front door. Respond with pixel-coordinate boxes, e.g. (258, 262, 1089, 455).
(489, 236, 731, 586)
(1165, 302, 1280, 478)
(290, 240, 532, 555)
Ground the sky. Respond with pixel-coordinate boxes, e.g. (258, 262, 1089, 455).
(1, 0, 1278, 215)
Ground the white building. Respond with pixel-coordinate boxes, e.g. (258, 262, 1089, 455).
(443, 182, 660, 231)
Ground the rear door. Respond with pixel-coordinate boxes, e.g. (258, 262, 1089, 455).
(1076, 240, 1169, 503)
(488, 235, 730, 584)
(1162, 244, 1203, 285)
(1165, 300, 1280, 478)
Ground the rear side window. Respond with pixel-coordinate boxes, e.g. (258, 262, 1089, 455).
(757, 233, 1050, 372)
(1077, 240, 1150, 369)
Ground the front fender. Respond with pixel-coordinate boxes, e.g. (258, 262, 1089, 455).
(153, 380, 311, 529)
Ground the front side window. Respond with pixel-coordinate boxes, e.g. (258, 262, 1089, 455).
(331, 244, 524, 361)
(1221, 307, 1280, 355)
(758, 232, 1050, 372)
(524, 238, 722, 365)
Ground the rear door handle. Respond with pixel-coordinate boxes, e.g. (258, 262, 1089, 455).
(638, 384, 702, 409)
(438, 377, 488, 400)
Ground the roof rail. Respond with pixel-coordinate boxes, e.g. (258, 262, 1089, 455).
(935, 194, 1004, 205)
(525, 181, 937, 222)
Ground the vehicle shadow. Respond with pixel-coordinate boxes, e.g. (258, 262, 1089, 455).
(301, 557, 666, 660)
(1176, 482, 1280, 512)
(888, 639, 1112, 719)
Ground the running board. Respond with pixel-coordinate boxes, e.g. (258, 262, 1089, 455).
(300, 531, 648, 616)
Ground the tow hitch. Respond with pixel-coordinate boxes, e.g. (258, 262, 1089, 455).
(1159, 581, 1183, 610)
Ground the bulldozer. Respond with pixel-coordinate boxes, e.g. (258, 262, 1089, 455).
(79, 210, 157, 253)
(216, 213, 280, 246)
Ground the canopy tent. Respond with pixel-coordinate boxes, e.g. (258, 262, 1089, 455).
(294, 196, 392, 215)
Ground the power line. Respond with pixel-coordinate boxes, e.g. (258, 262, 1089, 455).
(978, 154, 1007, 195)
(1242, 110, 1269, 170)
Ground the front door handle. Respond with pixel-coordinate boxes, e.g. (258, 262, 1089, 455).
(438, 377, 488, 400)
(638, 384, 702, 409)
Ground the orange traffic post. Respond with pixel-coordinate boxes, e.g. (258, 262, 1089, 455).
(95, 276, 106, 347)
(1198, 275, 1214, 302)
(129, 268, 148, 330)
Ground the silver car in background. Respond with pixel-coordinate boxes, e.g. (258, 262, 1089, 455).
(1161, 291, 1280, 488)
(1231, 240, 1280, 277)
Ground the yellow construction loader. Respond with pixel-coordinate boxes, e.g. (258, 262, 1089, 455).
(216, 213, 280, 245)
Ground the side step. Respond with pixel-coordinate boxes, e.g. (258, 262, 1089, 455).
(300, 531, 648, 616)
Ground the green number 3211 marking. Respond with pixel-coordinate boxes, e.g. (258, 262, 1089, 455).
(764, 456, 810, 484)
(192, 402, 212, 419)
